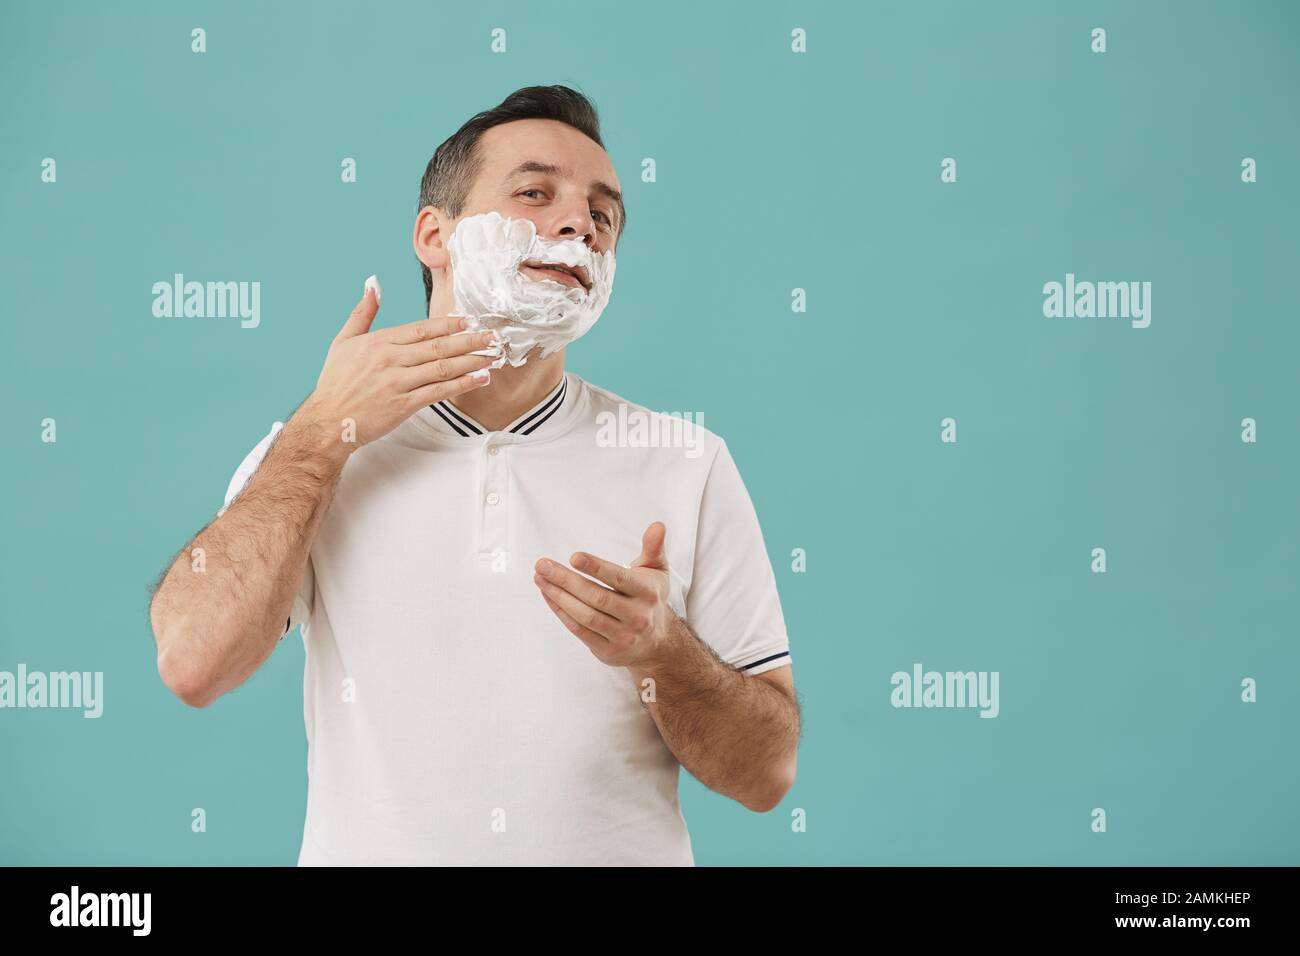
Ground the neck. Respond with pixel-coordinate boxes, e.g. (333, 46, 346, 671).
(450, 350, 566, 432)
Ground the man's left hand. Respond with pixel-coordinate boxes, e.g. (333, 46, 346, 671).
(534, 522, 674, 668)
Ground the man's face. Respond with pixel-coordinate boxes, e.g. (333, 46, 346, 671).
(446, 118, 622, 295)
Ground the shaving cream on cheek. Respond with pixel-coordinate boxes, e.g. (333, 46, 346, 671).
(447, 211, 616, 368)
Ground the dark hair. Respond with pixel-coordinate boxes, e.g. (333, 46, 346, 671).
(417, 85, 624, 307)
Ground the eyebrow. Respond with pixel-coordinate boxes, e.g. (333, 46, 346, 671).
(504, 160, 625, 233)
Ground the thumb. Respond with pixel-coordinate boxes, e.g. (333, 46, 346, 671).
(338, 274, 382, 339)
(631, 521, 668, 571)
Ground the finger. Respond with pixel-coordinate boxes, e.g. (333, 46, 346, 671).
(393, 329, 498, 367)
(381, 313, 469, 346)
(338, 275, 382, 339)
(540, 591, 608, 656)
(533, 571, 623, 640)
(399, 352, 496, 389)
(405, 368, 492, 409)
(569, 551, 654, 599)
(535, 558, 637, 624)
(631, 522, 669, 571)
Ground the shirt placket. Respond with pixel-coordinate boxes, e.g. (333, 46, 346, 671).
(477, 437, 510, 571)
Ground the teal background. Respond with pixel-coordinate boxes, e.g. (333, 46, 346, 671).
(1, 0, 1297, 865)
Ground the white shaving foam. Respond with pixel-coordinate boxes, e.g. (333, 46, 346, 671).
(447, 211, 616, 368)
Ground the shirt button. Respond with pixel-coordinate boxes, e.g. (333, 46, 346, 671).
(485, 492, 501, 506)
(488, 445, 500, 456)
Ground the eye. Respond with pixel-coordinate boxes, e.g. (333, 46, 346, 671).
(592, 210, 611, 227)
(519, 189, 545, 199)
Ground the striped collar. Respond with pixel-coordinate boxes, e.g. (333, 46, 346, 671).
(426, 374, 569, 438)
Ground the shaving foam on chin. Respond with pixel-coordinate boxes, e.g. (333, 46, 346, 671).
(447, 211, 616, 368)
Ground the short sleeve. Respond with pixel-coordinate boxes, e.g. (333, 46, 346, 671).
(684, 440, 791, 676)
(218, 422, 315, 637)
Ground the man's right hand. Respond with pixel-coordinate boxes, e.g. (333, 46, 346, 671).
(298, 275, 497, 452)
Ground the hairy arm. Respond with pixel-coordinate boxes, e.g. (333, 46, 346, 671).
(534, 522, 800, 812)
(150, 408, 347, 708)
(626, 616, 800, 812)
(149, 279, 498, 708)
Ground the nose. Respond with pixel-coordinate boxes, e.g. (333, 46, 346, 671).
(544, 199, 597, 248)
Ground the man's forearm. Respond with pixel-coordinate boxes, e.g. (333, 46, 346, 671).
(626, 617, 800, 812)
(151, 403, 347, 707)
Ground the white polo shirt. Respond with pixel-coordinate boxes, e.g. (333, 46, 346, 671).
(220, 371, 791, 866)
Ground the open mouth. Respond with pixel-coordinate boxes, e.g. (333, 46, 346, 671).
(520, 260, 591, 292)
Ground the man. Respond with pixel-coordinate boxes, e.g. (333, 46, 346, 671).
(149, 85, 800, 866)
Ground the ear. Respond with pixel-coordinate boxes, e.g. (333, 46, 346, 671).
(413, 205, 453, 274)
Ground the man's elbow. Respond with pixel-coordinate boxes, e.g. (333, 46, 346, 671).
(741, 758, 797, 813)
(155, 631, 219, 709)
